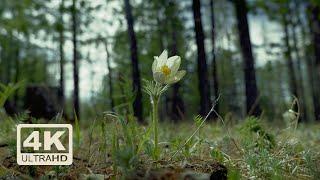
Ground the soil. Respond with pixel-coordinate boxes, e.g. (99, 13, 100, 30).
(1, 153, 227, 179)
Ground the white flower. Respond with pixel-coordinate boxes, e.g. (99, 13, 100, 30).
(283, 109, 297, 121)
(152, 50, 186, 84)
(283, 109, 298, 128)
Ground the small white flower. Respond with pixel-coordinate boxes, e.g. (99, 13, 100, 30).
(283, 109, 298, 128)
(283, 109, 297, 122)
(152, 50, 186, 84)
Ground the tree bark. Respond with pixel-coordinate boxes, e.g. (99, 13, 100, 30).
(72, 0, 80, 120)
(0, 45, 4, 83)
(6, 34, 13, 84)
(14, 47, 20, 107)
(234, 0, 261, 116)
(282, 13, 298, 105)
(170, 13, 184, 121)
(59, 0, 65, 109)
(124, 0, 143, 122)
(104, 42, 115, 111)
(192, 0, 211, 116)
(210, 0, 219, 117)
(310, 4, 320, 120)
(301, 2, 318, 122)
(290, 4, 307, 121)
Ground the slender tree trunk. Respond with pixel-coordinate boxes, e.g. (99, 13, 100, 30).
(234, 0, 261, 116)
(303, 29, 317, 121)
(209, 0, 219, 117)
(0, 44, 5, 83)
(5, 50, 11, 84)
(157, 20, 165, 52)
(14, 47, 20, 106)
(6, 35, 12, 84)
(170, 17, 184, 121)
(310, 4, 320, 120)
(72, 0, 80, 120)
(282, 13, 298, 105)
(104, 42, 115, 111)
(300, 3, 317, 122)
(290, 7, 307, 121)
(192, 0, 211, 116)
(124, 0, 143, 122)
(59, 0, 65, 109)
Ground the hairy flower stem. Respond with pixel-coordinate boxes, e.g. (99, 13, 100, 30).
(144, 81, 167, 160)
(152, 95, 160, 160)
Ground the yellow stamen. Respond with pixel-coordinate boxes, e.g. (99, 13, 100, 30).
(160, 65, 171, 76)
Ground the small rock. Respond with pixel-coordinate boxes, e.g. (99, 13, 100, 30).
(209, 163, 227, 180)
(79, 173, 106, 180)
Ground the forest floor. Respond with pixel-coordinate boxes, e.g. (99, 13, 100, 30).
(0, 113, 320, 179)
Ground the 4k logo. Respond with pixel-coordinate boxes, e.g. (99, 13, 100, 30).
(17, 124, 73, 165)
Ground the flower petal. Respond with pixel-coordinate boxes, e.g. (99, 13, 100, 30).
(165, 70, 186, 84)
(157, 50, 168, 68)
(152, 56, 158, 73)
(153, 72, 165, 84)
(167, 56, 181, 75)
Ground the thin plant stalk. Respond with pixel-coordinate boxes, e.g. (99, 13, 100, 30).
(289, 96, 300, 131)
(146, 50, 185, 160)
(152, 93, 160, 160)
(171, 95, 243, 159)
(171, 102, 215, 159)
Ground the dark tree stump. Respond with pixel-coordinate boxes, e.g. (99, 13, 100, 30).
(24, 85, 62, 120)
(4, 101, 18, 116)
(210, 163, 228, 180)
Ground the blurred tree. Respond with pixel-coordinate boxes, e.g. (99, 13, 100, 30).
(290, 1, 308, 121)
(310, 2, 320, 120)
(2, 0, 319, 123)
(233, 0, 261, 116)
(254, 0, 313, 121)
(13, 43, 19, 106)
(69, 0, 101, 119)
(192, 0, 211, 116)
(295, 1, 318, 122)
(124, 0, 143, 122)
(156, 1, 170, 119)
(209, 0, 219, 117)
(71, 0, 80, 121)
(168, 0, 184, 121)
(0, 0, 51, 111)
(282, 6, 298, 109)
(58, 0, 65, 110)
(104, 41, 115, 111)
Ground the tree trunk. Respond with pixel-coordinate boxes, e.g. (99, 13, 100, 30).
(6, 34, 13, 84)
(303, 29, 317, 121)
(210, 0, 219, 117)
(192, 0, 211, 116)
(72, 0, 80, 121)
(14, 47, 20, 107)
(5, 49, 11, 84)
(234, 0, 261, 116)
(59, 0, 65, 109)
(311, 4, 320, 120)
(124, 0, 143, 122)
(170, 15, 184, 121)
(301, 2, 318, 122)
(282, 13, 298, 105)
(0, 45, 5, 83)
(104, 42, 115, 111)
(290, 5, 307, 121)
